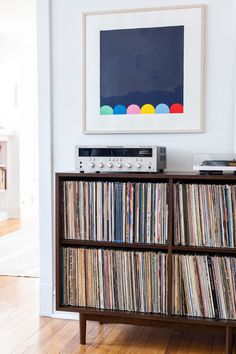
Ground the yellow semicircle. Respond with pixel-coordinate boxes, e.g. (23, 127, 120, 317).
(140, 104, 155, 114)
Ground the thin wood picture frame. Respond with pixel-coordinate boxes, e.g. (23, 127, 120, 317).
(82, 5, 205, 134)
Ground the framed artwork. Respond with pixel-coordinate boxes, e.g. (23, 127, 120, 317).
(82, 5, 205, 134)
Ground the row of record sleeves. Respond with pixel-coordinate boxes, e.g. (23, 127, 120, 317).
(174, 183, 236, 248)
(61, 247, 236, 320)
(173, 254, 236, 320)
(61, 247, 168, 314)
(63, 181, 168, 244)
(63, 180, 236, 249)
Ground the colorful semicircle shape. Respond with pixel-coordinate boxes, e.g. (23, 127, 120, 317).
(100, 105, 113, 115)
(127, 104, 141, 114)
(113, 105, 127, 114)
(170, 103, 184, 114)
(140, 104, 155, 114)
(155, 103, 170, 114)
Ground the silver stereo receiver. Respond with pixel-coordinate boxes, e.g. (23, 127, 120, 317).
(75, 146, 166, 173)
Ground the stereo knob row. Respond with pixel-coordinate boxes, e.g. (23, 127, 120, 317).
(124, 163, 141, 168)
(89, 162, 142, 169)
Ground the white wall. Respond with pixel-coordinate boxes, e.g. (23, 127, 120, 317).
(0, 37, 19, 129)
(38, 0, 236, 316)
(18, 34, 37, 217)
(234, 0, 236, 153)
(37, 0, 53, 316)
(0, 0, 35, 37)
(51, 0, 235, 173)
(0, 38, 20, 217)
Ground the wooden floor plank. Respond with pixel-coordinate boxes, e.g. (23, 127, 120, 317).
(24, 320, 80, 354)
(141, 327, 172, 354)
(82, 324, 128, 354)
(57, 321, 102, 354)
(0, 276, 235, 354)
(0, 218, 21, 236)
(176, 330, 195, 354)
(164, 329, 182, 353)
(115, 325, 149, 354)
(120, 326, 171, 354)
(189, 331, 215, 354)
(116, 326, 154, 354)
(210, 333, 226, 354)
(0, 217, 34, 236)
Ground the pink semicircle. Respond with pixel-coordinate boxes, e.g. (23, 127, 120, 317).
(127, 104, 141, 114)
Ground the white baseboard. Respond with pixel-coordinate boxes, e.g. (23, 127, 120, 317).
(52, 311, 80, 320)
(7, 209, 21, 219)
(0, 212, 7, 220)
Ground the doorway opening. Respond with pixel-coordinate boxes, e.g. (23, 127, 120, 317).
(0, 0, 38, 278)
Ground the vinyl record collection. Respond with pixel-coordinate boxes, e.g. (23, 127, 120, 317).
(63, 181, 168, 244)
(173, 254, 236, 319)
(173, 183, 236, 247)
(61, 247, 168, 314)
(0, 168, 6, 190)
(57, 172, 236, 354)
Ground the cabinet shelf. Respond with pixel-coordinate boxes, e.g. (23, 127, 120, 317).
(172, 245, 236, 255)
(61, 239, 168, 251)
(61, 240, 236, 254)
(56, 172, 236, 353)
(58, 305, 236, 328)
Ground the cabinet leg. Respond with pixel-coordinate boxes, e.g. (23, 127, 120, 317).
(226, 326, 233, 354)
(80, 313, 86, 345)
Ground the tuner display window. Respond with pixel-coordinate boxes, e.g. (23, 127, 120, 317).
(79, 148, 152, 157)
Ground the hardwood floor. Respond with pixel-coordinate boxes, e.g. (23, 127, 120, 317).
(0, 217, 35, 237)
(0, 218, 21, 236)
(0, 276, 235, 354)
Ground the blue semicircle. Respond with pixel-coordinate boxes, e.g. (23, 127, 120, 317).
(156, 103, 170, 114)
(113, 105, 127, 115)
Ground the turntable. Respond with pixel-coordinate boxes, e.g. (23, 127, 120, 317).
(193, 153, 236, 175)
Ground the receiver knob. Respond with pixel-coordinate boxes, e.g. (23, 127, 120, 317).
(107, 162, 113, 168)
(117, 163, 122, 168)
(89, 162, 95, 168)
(126, 163, 132, 168)
(98, 162, 104, 168)
(135, 163, 141, 168)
